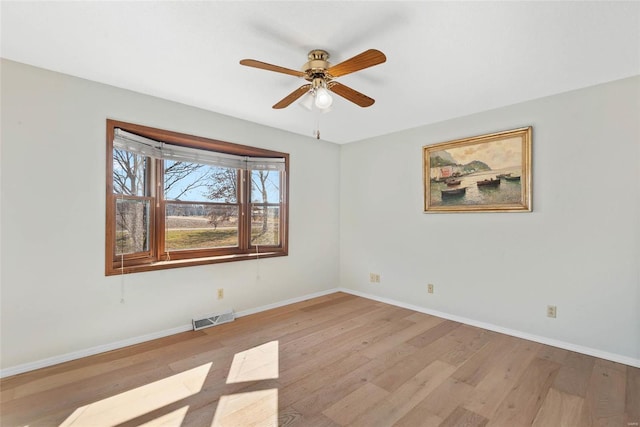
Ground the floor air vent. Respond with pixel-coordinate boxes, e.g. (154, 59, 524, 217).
(192, 309, 235, 331)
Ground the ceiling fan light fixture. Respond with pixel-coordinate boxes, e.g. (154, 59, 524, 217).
(314, 86, 333, 109)
(240, 48, 385, 109)
(298, 91, 315, 110)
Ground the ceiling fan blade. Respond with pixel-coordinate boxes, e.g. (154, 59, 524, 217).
(328, 82, 375, 107)
(273, 84, 312, 109)
(327, 49, 386, 77)
(240, 59, 306, 77)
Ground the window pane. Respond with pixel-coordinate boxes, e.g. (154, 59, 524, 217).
(251, 171, 280, 203)
(205, 166, 238, 203)
(116, 199, 150, 255)
(165, 203, 238, 251)
(251, 205, 280, 246)
(164, 161, 237, 203)
(113, 149, 148, 196)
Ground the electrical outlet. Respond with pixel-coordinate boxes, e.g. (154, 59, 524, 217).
(217, 288, 224, 300)
(369, 273, 381, 283)
(547, 305, 557, 318)
(427, 284, 434, 294)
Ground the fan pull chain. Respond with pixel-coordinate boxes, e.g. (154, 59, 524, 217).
(315, 115, 321, 140)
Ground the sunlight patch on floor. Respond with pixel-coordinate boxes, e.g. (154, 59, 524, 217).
(213, 341, 280, 426)
(139, 406, 190, 427)
(60, 362, 212, 426)
(226, 341, 279, 384)
(211, 389, 278, 427)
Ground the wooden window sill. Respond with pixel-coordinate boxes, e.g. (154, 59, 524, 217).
(106, 250, 286, 276)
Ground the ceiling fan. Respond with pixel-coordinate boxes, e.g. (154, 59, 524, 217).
(239, 49, 386, 110)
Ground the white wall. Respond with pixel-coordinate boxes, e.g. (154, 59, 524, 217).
(340, 76, 640, 363)
(0, 60, 341, 370)
(2, 59, 638, 373)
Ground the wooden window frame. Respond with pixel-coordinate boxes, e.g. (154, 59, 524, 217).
(105, 119, 289, 276)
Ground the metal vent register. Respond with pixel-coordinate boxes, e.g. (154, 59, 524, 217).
(192, 309, 235, 331)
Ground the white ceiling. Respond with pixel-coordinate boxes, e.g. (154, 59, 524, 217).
(2, 1, 639, 144)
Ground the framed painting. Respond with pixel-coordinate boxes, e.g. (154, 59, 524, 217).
(423, 127, 532, 213)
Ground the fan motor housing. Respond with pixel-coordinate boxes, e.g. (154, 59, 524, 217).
(303, 49, 331, 80)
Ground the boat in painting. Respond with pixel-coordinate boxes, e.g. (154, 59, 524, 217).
(496, 173, 511, 179)
(476, 178, 501, 187)
(441, 187, 467, 198)
(446, 179, 461, 186)
(429, 162, 465, 182)
(505, 175, 521, 181)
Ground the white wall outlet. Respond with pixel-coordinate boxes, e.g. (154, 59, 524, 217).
(217, 288, 224, 300)
(427, 284, 434, 294)
(547, 305, 557, 318)
(369, 273, 381, 283)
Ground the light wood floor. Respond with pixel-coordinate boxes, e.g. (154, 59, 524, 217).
(1, 292, 638, 426)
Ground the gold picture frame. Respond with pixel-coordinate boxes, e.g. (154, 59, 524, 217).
(423, 127, 532, 213)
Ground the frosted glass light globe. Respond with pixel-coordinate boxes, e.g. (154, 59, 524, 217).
(314, 87, 333, 109)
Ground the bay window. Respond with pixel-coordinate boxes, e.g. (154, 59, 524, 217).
(105, 120, 289, 275)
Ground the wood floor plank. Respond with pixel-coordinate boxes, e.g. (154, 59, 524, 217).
(581, 359, 627, 426)
(210, 387, 278, 427)
(532, 387, 585, 427)
(278, 299, 380, 343)
(437, 325, 495, 367)
(279, 316, 415, 391)
(0, 386, 14, 405)
(404, 311, 439, 323)
(281, 303, 413, 362)
(322, 381, 389, 425)
(350, 360, 457, 427)
(371, 327, 465, 393)
(463, 339, 542, 419)
(487, 357, 561, 426)
(553, 350, 596, 397)
(181, 399, 219, 427)
(361, 314, 445, 359)
(5, 331, 217, 400)
(440, 406, 488, 427)
(412, 376, 475, 420)
(289, 343, 418, 419)
(536, 344, 569, 365)
(296, 413, 342, 427)
(1, 329, 208, 392)
(217, 297, 377, 349)
(279, 352, 372, 409)
(393, 409, 442, 427)
(1, 293, 635, 427)
(277, 406, 304, 427)
(626, 366, 640, 426)
(167, 343, 235, 375)
(406, 319, 462, 348)
(2, 362, 177, 426)
(451, 333, 518, 387)
(280, 313, 413, 369)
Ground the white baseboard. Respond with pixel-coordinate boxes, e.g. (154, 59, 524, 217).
(3, 286, 636, 378)
(0, 324, 193, 378)
(235, 288, 341, 318)
(338, 288, 640, 369)
(0, 287, 341, 378)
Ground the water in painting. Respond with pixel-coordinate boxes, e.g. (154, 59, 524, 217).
(429, 137, 523, 207)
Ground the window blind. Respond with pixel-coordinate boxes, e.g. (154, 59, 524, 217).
(113, 128, 285, 171)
